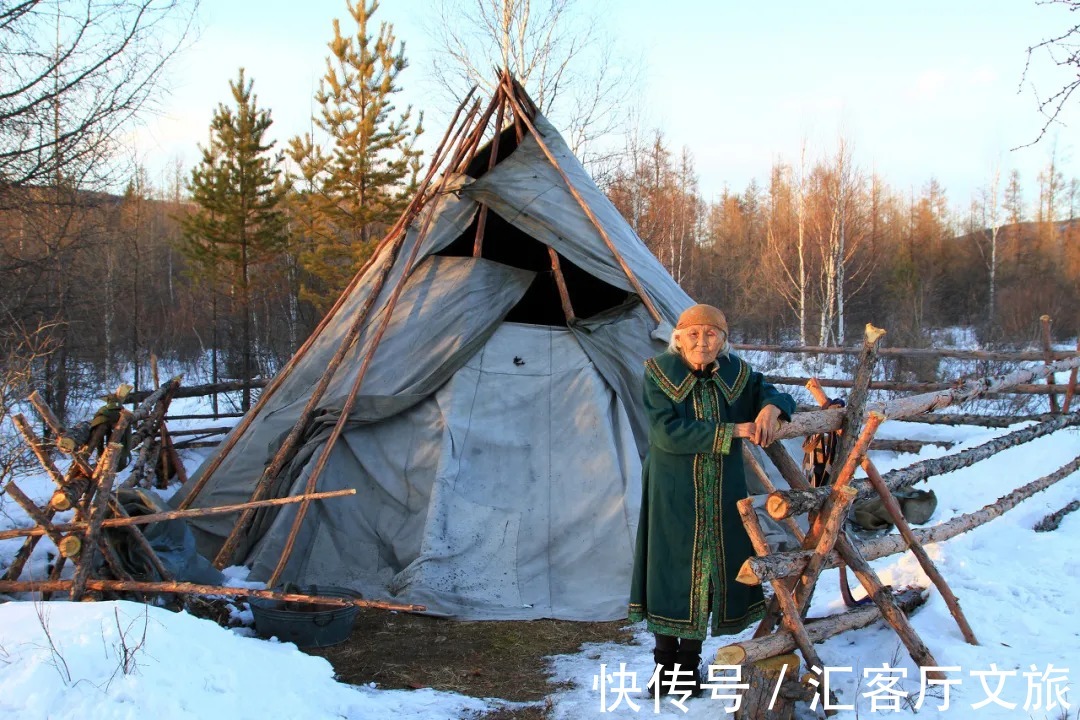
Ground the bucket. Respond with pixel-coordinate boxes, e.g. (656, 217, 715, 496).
(249, 586, 360, 648)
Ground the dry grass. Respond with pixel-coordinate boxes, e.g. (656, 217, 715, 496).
(307, 608, 635, 718)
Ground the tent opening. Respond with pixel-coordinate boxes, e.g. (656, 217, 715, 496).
(463, 126, 521, 179)
(435, 209, 629, 326)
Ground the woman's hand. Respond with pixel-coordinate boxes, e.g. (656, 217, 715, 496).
(752, 405, 783, 447)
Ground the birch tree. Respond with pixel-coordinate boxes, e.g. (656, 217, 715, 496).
(427, 0, 634, 165)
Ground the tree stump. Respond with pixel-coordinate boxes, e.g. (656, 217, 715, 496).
(734, 654, 812, 720)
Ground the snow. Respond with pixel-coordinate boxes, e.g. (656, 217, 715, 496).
(3, 383, 1079, 718)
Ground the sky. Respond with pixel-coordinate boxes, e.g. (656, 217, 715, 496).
(131, 0, 1080, 210)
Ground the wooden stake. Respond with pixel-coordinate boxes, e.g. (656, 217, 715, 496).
(1062, 337, 1080, 413)
(738, 498, 831, 711)
(1041, 315, 1060, 413)
(830, 324, 885, 476)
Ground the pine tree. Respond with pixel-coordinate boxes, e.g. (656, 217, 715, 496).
(181, 68, 288, 410)
(288, 0, 423, 314)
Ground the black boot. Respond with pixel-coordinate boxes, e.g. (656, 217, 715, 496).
(648, 634, 679, 697)
(648, 648, 678, 697)
(675, 641, 704, 698)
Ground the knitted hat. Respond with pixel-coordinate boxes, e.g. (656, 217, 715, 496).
(676, 304, 728, 334)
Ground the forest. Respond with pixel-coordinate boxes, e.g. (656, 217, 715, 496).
(2, 0, 1079, 427)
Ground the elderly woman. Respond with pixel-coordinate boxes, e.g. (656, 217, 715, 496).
(628, 304, 796, 696)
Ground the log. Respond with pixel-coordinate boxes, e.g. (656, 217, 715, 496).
(3, 482, 66, 550)
(767, 489, 830, 521)
(743, 454, 1080, 585)
(742, 446, 805, 542)
(1041, 315, 1060, 413)
(794, 414, 876, 613)
(870, 413, 1080, 500)
(861, 459, 979, 645)
(737, 498, 828, 693)
(767, 375, 1077, 396)
(11, 414, 64, 488)
(753, 421, 944, 679)
(768, 413, 1080, 518)
(28, 391, 94, 478)
(870, 438, 955, 453)
(0, 579, 426, 612)
(0, 489, 358, 541)
(873, 356, 1080, 420)
(714, 588, 926, 666)
(1033, 500, 1080, 532)
(831, 324, 886, 477)
(166, 413, 246, 421)
(832, 531, 944, 677)
(70, 442, 123, 601)
(883, 412, 1069, 428)
(168, 426, 232, 437)
(733, 343, 1079, 362)
(733, 654, 810, 720)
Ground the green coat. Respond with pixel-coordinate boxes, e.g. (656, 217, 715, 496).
(628, 350, 796, 640)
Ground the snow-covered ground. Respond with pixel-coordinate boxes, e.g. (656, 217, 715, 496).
(2, 363, 1079, 718)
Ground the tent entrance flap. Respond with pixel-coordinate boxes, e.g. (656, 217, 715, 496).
(435, 208, 630, 326)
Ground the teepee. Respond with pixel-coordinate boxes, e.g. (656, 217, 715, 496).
(172, 73, 693, 620)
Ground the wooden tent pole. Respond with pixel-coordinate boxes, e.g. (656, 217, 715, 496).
(178, 87, 478, 511)
(499, 76, 664, 325)
(473, 89, 506, 257)
(0, 578, 426, 612)
(549, 248, 576, 322)
(209, 104, 482, 566)
(264, 146, 467, 586)
(0, 489, 357, 541)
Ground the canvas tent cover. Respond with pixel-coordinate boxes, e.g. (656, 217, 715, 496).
(172, 113, 694, 620)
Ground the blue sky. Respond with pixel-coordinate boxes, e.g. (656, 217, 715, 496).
(132, 0, 1079, 211)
